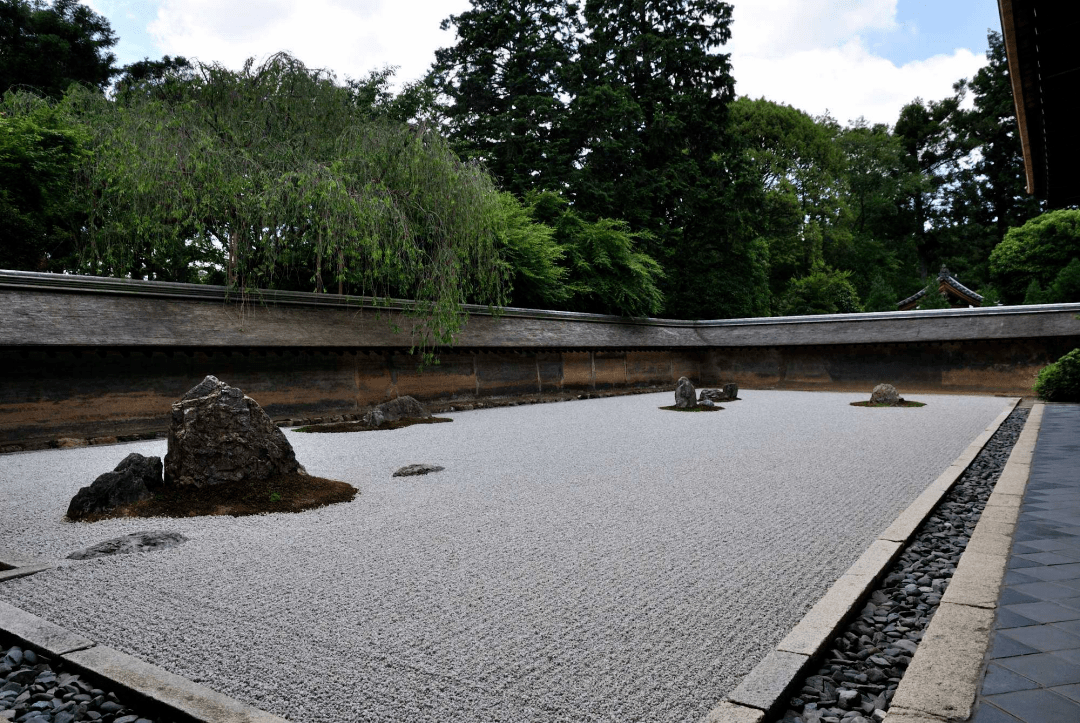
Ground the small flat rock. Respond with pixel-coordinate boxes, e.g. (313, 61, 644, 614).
(392, 464, 445, 477)
(68, 531, 189, 561)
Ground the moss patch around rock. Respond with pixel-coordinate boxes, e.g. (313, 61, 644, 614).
(70, 472, 357, 522)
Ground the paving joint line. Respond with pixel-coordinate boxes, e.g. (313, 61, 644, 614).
(703, 397, 1024, 723)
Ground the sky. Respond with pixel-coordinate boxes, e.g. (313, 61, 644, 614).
(84, 0, 1003, 127)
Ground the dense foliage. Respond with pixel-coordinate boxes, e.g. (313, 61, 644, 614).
(990, 210, 1080, 303)
(0, 0, 118, 97)
(0, 92, 85, 271)
(1034, 349, 1080, 402)
(0, 1, 1064, 331)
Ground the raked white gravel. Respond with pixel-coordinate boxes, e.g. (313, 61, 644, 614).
(0, 390, 1010, 722)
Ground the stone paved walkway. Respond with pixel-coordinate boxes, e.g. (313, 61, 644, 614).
(973, 404, 1080, 723)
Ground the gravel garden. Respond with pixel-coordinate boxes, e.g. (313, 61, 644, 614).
(0, 390, 1013, 723)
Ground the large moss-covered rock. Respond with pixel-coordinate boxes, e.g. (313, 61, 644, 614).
(164, 376, 304, 488)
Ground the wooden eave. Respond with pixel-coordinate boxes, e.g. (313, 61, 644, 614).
(998, 0, 1080, 207)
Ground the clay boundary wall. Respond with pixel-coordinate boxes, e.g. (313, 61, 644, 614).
(2, 270, 1079, 449)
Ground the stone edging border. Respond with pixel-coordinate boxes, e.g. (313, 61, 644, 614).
(883, 402, 1044, 723)
(0, 547, 53, 582)
(703, 397, 1024, 723)
(0, 600, 287, 722)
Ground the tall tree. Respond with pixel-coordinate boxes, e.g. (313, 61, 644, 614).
(894, 94, 966, 282)
(0, 91, 86, 272)
(835, 119, 916, 299)
(729, 98, 851, 301)
(0, 0, 118, 97)
(944, 30, 1042, 286)
(430, 0, 581, 195)
(570, 0, 765, 318)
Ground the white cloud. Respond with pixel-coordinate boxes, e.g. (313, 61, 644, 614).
(148, 0, 470, 85)
(141, 0, 986, 127)
(733, 40, 985, 126)
(728, 0, 898, 57)
(727, 1, 986, 125)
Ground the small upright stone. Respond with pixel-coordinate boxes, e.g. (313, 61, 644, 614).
(67, 453, 163, 520)
(164, 376, 304, 488)
(869, 383, 900, 406)
(674, 377, 696, 409)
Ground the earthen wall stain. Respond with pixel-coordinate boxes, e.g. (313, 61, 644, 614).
(560, 352, 594, 390)
(625, 351, 674, 386)
(2, 338, 1077, 447)
(592, 352, 627, 390)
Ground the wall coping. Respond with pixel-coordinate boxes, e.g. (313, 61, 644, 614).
(3, 268, 1080, 331)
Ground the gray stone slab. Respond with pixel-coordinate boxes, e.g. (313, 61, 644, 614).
(890, 602, 996, 720)
(0, 600, 93, 656)
(777, 573, 878, 656)
(727, 650, 810, 713)
(940, 551, 1009, 609)
(63, 645, 288, 723)
(0, 546, 50, 569)
(0, 563, 53, 582)
(700, 701, 766, 723)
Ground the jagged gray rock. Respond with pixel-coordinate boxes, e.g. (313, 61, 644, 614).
(363, 395, 431, 427)
(699, 383, 739, 403)
(674, 377, 696, 409)
(66, 453, 162, 520)
(164, 376, 304, 488)
(870, 383, 900, 406)
(68, 531, 188, 560)
(392, 464, 445, 477)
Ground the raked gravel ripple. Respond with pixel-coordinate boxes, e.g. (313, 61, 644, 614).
(0, 390, 1011, 723)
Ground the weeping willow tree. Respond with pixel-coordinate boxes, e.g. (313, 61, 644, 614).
(65, 53, 508, 349)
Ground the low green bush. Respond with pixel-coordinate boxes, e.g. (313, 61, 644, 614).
(1034, 348, 1080, 402)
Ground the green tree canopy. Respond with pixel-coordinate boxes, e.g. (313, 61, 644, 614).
(0, 0, 118, 97)
(729, 98, 851, 301)
(990, 209, 1080, 303)
(779, 266, 862, 316)
(940, 30, 1042, 288)
(60, 53, 511, 349)
(0, 90, 86, 271)
(894, 94, 969, 282)
(431, 0, 581, 195)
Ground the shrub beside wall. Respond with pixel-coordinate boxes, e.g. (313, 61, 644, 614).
(1034, 348, 1080, 402)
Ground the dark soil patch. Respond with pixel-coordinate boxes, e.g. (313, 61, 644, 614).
(658, 405, 724, 412)
(850, 399, 926, 407)
(296, 417, 453, 433)
(71, 472, 357, 522)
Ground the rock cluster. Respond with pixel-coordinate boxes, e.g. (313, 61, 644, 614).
(67, 531, 188, 561)
(869, 384, 900, 406)
(773, 408, 1028, 723)
(164, 376, 303, 488)
(0, 643, 162, 723)
(363, 396, 431, 428)
(699, 383, 739, 403)
(66, 454, 162, 520)
(674, 377, 697, 409)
